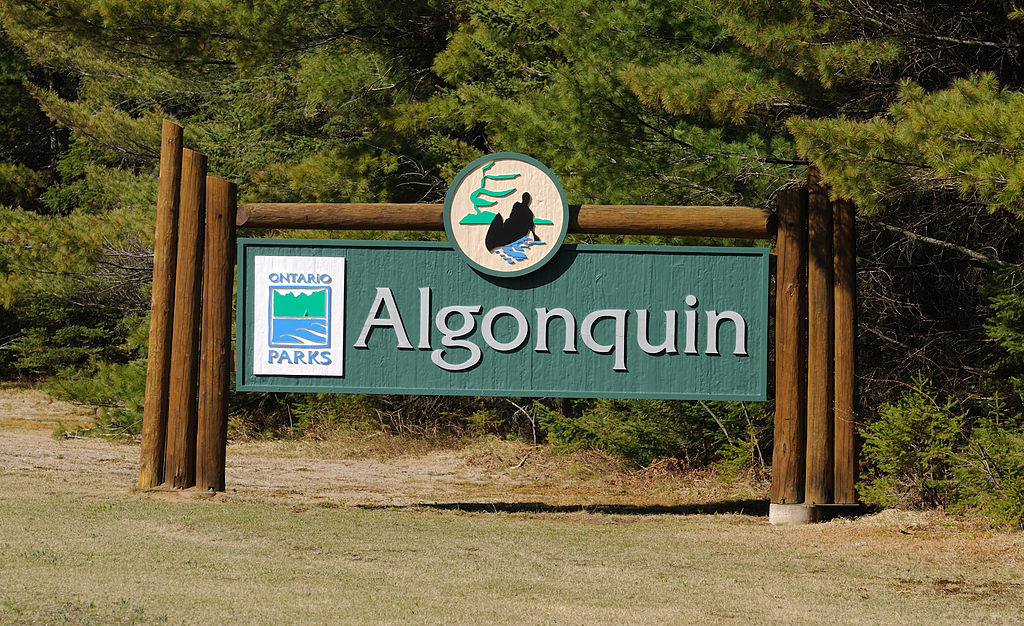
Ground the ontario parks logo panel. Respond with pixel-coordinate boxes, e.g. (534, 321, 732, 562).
(252, 255, 346, 377)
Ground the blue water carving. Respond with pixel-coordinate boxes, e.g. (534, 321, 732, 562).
(495, 235, 546, 265)
(271, 318, 329, 347)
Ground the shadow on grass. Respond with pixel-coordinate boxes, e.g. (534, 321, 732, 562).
(359, 499, 771, 517)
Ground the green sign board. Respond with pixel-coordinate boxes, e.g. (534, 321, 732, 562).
(236, 239, 769, 400)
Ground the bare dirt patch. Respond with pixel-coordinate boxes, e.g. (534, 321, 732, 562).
(0, 385, 764, 510)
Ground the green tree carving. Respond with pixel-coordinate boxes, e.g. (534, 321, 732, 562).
(469, 161, 518, 214)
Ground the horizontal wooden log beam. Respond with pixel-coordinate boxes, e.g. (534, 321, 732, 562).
(236, 203, 775, 239)
(237, 203, 441, 231)
(570, 205, 774, 238)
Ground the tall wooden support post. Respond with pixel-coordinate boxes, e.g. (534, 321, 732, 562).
(164, 149, 207, 488)
(805, 167, 834, 505)
(139, 120, 183, 488)
(770, 188, 809, 517)
(197, 178, 237, 492)
(833, 198, 857, 503)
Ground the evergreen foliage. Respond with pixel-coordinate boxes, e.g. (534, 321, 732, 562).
(0, 0, 1023, 521)
(956, 419, 1024, 528)
(860, 377, 1024, 526)
(790, 75, 1024, 215)
(859, 376, 966, 509)
(538, 398, 769, 471)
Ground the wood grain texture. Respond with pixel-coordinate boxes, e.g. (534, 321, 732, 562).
(237, 203, 442, 230)
(164, 149, 206, 489)
(138, 120, 182, 489)
(571, 205, 774, 238)
(237, 203, 775, 239)
(770, 188, 808, 505)
(833, 198, 857, 504)
(805, 167, 834, 505)
(196, 177, 236, 492)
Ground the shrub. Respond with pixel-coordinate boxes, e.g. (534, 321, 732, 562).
(954, 419, 1024, 528)
(230, 392, 543, 442)
(858, 376, 966, 509)
(47, 358, 147, 437)
(286, 393, 378, 437)
(984, 264, 1024, 410)
(537, 398, 770, 468)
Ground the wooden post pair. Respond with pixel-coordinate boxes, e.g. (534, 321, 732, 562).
(771, 167, 857, 513)
(137, 120, 237, 492)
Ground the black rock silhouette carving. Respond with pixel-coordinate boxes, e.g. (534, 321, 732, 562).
(484, 192, 538, 251)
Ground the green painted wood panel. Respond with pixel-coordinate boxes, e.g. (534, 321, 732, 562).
(237, 239, 769, 400)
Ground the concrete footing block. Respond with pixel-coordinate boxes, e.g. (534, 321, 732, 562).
(769, 503, 821, 525)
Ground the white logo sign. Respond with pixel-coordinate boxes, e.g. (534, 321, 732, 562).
(252, 255, 346, 376)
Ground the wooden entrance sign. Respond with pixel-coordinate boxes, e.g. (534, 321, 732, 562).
(237, 241, 769, 400)
(138, 120, 857, 523)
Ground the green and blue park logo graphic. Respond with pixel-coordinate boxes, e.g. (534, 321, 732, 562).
(444, 153, 569, 278)
(252, 256, 345, 377)
(268, 286, 331, 348)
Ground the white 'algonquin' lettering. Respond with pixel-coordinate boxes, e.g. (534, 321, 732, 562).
(351, 288, 749, 372)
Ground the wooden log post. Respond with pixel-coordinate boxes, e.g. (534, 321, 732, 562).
(770, 188, 808, 507)
(236, 203, 776, 239)
(138, 120, 183, 488)
(805, 167, 835, 505)
(833, 197, 857, 503)
(197, 177, 237, 492)
(164, 149, 207, 488)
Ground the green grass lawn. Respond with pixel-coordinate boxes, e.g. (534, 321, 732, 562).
(2, 465, 1023, 625)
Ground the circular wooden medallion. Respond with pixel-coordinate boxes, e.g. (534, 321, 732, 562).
(444, 153, 568, 277)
